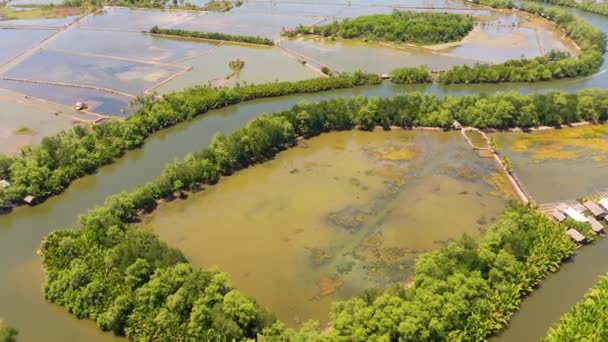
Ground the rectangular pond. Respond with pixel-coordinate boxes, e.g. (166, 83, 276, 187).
(145, 129, 514, 325)
(154, 44, 318, 93)
(0, 29, 54, 66)
(493, 125, 608, 203)
(49, 29, 220, 64)
(5, 49, 183, 95)
(165, 11, 322, 38)
(0, 94, 78, 154)
(0, 78, 133, 116)
(280, 37, 479, 73)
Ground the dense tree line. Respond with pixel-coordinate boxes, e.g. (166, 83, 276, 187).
(389, 66, 433, 84)
(0, 71, 380, 208)
(40, 89, 605, 339)
(472, 0, 514, 9)
(104, 0, 236, 10)
(149, 26, 275, 46)
(317, 203, 574, 340)
(438, 4, 606, 84)
(289, 10, 474, 44)
(544, 274, 608, 341)
(0, 322, 17, 342)
(528, 0, 608, 16)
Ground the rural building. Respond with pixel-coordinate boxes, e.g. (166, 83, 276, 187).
(549, 209, 566, 223)
(600, 198, 608, 212)
(583, 200, 605, 218)
(556, 203, 569, 212)
(588, 216, 605, 234)
(0, 180, 9, 189)
(573, 203, 587, 213)
(566, 229, 586, 244)
(564, 207, 589, 223)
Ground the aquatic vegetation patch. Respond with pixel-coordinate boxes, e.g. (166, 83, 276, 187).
(13, 126, 35, 135)
(306, 247, 332, 266)
(508, 125, 608, 164)
(327, 206, 370, 230)
(483, 171, 516, 200)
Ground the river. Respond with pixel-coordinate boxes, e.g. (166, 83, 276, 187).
(0, 5, 607, 342)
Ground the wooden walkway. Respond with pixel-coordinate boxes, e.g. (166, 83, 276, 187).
(460, 126, 532, 204)
(540, 189, 608, 213)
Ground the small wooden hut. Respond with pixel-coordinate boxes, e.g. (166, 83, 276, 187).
(550, 209, 566, 223)
(599, 198, 608, 212)
(584, 200, 606, 218)
(566, 229, 586, 244)
(588, 216, 605, 234)
(573, 203, 587, 213)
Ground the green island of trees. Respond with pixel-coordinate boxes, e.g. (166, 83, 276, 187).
(288, 10, 474, 44)
(544, 274, 608, 341)
(39, 87, 608, 340)
(389, 66, 433, 84)
(0, 71, 380, 209)
(149, 26, 275, 46)
(438, 3, 606, 84)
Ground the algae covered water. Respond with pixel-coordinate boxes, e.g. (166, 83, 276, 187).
(145, 130, 513, 324)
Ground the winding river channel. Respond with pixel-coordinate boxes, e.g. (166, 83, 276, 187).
(0, 5, 607, 342)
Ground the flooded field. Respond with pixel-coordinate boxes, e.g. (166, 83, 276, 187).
(493, 124, 608, 203)
(49, 29, 220, 64)
(145, 130, 513, 324)
(0, 29, 54, 66)
(5, 49, 182, 95)
(0, 91, 81, 154)
(0, 78, 132, 116)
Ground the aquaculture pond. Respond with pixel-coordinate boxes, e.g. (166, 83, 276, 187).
(493, 124, 608, 203)
(0, 78, 133, 116)
(0, 92, 77, 154)
(155, 44, 319, 94)
(49, 29, 220, 64)
(5, 49, 182, 95)
(0, 29, 54, 66)
(145, 130, 513, 324)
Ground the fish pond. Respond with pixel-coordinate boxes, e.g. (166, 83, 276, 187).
(493, 124, 608, 203)
(144, 129, 514, 324)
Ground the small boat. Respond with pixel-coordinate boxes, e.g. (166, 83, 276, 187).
(74, 102, 88, 111)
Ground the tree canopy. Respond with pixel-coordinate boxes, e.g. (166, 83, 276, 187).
(290, 10, 474, 44)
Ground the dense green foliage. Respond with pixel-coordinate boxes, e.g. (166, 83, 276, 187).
(228, 58, 245, 74)
(149, 26, 275, 46)
(544, 274, 608, 341)
(0, 71, 380, 208)
(439, 4, 606, 84)
(389, 66, 433, 84)
(0, 322, 17, 342)
(321, 203, 574, 340)
(41, 89, 603, 340)
(290, 10, 474, 44)
(529, 0, 608, 16)
(472, 0, 514, 9)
